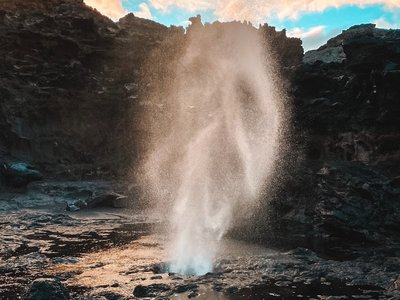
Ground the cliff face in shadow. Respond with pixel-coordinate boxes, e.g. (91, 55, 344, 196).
(297, 24, 400, 168)
(256, 24, 400, 256)
(0, 0, 169, 178)
(0, 0, 399, 255)
(0, 1, 301, 180)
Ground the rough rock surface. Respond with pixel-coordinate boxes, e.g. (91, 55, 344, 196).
(1, 162, 43, 187)
(27, 278, 69, 300)
(0, 1, 399, 298)
(0, 0, 168, 178)
(252, 23, 400, 256)
(0, 2, 301, 180)
(303, 46, 346, 64)
(0, 180, 127, 211)
(133, 283, 170, 298)
(1, 211, 398, 299)
(0, 210, 152, 299)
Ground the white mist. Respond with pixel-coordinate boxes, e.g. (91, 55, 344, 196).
(142, 20, 283, 275)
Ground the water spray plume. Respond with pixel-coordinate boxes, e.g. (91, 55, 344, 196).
(141, 17, 284, 275)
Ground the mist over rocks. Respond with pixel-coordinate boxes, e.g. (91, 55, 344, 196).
(0, 0, 399, 297)
(0, 1, 300, 179)
(139, 14, 289, 275)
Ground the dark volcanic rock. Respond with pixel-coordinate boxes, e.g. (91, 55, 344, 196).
(133, 283, 170, 297)
(173, 283, 198, 293)
(0, 2, 301, 181)
(304, 45, 346, 64)
(27, 278, 69, 300)
(295, 24, 400, 143)
(291, 25, 400, 187)
(0, 0, 168, 178)
(66, 190, 127, 211)
(250, 24, 400, 256)
(273, 161, 400, 251)
(0, 162, 43, 187)
(0, 1, 399, 293)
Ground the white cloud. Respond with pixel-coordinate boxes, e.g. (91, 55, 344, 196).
(287, 26, 328, 51)
(287, 26, 326, 39)
(84, 1, 152, 20)
(135, 3, 153, 19)
(84, 0, 400, 29)
(84, 0, 126, 20)
(373, 17, 398, 29)
(150, 0, 213, 12)
(147, 0, 400, 24)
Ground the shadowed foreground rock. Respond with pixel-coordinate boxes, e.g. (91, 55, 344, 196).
(27, 278, 69, 300)
(133, 283, 170, 298)
(1, 162, 43, 187)
(281, 24, 400, 246)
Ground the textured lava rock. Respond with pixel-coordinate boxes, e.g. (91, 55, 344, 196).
(294, 24, 400, 164)
(0, 0, 169, 178)
(239, 24, 400, 255)
(0, 2, 301, 180)
(173, 284, 198, 293)
(133, 283, 170, 297)
(27, 278, 69, 300)
(0, 162, 43, 187)
(1, 0, 399, 265)
(304, 46, 346, 64)
(65, 190, 127, 211)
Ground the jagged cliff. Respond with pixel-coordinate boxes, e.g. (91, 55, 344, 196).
(0, 0, 169, 178)
(298, 24, 400, 168)
(0, 1, 301, 180)
(0, 0, 399, 256)
(259, 23, 400, 254)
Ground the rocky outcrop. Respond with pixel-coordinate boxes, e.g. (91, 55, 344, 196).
(27, 278, 69, 300)
(133, 284, 171, 298)
(304, 46, 346, 64)
(294, 24, 400, 168)
(0, 0, 169, 178)
(0, 162, 43, 187)
(0, 2, 302, 183)
(0, 4, 399, 298)
(260, 24, 400, 254)
(0, 0, 399, 263)
(261, 25, 303, 75)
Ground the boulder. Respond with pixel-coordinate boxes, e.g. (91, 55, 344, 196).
(133, 283, 170, 298)
(173, 284, 198, 293)
(27, 278, 69, 300)
(0, 162, 43, 187)
(66, 191, 127, 211)
(303, 46, 346, 64)
(0, 0, 303, 179)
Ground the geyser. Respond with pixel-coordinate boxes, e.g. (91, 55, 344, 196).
(141, 18, 284, 275)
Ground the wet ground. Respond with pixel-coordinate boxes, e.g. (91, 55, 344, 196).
(0, 208, 399, 299)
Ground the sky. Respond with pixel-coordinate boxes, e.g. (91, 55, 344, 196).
(84, 0, 400, 51)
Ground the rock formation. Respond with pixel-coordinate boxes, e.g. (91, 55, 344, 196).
(259, 24, 400, 255)
(0, 0, 399, 261)
(0, 0, 169, 180)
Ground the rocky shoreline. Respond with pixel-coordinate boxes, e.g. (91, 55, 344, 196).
(1, 209, 399, 299)
(0, 0, 399, 299)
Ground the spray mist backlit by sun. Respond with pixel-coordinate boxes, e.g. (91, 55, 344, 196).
(141, 18, 284, 275)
